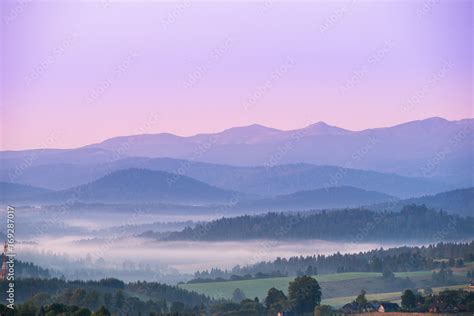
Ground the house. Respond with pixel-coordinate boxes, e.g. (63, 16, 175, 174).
(341, 302, 377, 314)
(376, 302, 400, 313)
(341, 302, 358, 314)
(363, 302, 378, 312)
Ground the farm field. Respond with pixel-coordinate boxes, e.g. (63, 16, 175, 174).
(180, 272, 380, 300)
(322, 284, 471, 308)
(179, 270, 469, 302)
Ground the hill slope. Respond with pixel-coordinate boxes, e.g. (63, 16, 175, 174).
(0, 158, 451, 198)
(88, 117, 474, 186)
(235, 186, 395, 212)
(370, 187, 474, 216)
(0, 182, 52, 201)
(41, 169, 239, 204)
(164, 205, 474, 241)
(1, 118, 472, 187)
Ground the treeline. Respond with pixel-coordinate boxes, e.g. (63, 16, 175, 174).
(3, 276, 324, 316)
(0, 278, 123, 303)
(164, 205, 474, 242)
(343, 288, 474, 313)
(2, 276, 474, 315)
(0, 277, 210, 312)
(0, 302, 205, 316)
(408, 289, 474, 313)
(127, 281, 212, 307)
(0, 257, 51, 279)
(188, 271, 288, 284)
(192, 241, 474, 279)
(18, 288, 167, 315)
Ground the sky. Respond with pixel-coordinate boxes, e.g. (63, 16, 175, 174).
(1, 1, 472, 150)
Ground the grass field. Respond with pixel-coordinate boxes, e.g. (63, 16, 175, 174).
(181, 279, 470, 308)
(180, 272, 380, 300)
(179, 270, 468, 303)
(321, 284, 471, 308)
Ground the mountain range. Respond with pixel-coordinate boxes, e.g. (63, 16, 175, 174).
(369, 187, 474, 217)
(1, 167, 472, 216)
(0, 169, 392, 209)
(0, 181, 52, 201)
(0, 117, 472, 213)
(1, 117, 473, 187)
(33, 169, 238, 204)
(233, 186, 395, 212)
(0, 157, 451, 198)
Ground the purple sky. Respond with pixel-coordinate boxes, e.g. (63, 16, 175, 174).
(1, 1, 472, 150)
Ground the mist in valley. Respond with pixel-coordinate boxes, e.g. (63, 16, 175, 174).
(16, 234, 410, 283)
(1, 203, 419, 283)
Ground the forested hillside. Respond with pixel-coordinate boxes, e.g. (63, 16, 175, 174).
(192, 242, 474, 279)
(0, 277, 211, 314)
(163, 205, 474, 242)
(371, 187, 474, 216)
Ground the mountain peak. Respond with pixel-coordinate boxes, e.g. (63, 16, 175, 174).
(422, 116, 449, 123)
(211, 124, 282, 144)
(308, 121, 330, 127)
(391, 116, 452, 130)
(53, 168, 235, 204)
(303, 121, 351, 135)
(415, 117, 451, 127)
(221, 123, 281, 133)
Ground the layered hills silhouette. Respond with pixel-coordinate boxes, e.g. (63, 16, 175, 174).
(0, 157, 450, 198)
(0, 117, 472, 213)
(369, 187, 474, 216)
(233, 186, 395, 212)
(1, 118, 472, 187)
(35, 169, 239, 204)
(1, 166, 472, 216)
(0, 181, 52, 201)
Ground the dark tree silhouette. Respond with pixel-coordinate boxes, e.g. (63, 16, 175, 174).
(265, 287, 287, 310)
(232, 288, 247, 303)
(401, 289, 417, 310)
(288, 276, 322, 313)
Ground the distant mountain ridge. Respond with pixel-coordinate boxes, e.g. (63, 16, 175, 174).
(0, 157, 451, 198)
(0, 182, 52, 201)
(38, 169, 239, 204)
(1, 117, 473, 187)
(369, 187, 474, 216)
(1, 170, 471, 216)
(234, 186, 395, 212)
(164, 205, 474, 242)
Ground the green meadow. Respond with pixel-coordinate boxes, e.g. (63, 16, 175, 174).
(179, 271, 438, 301)
(322, 284, 471, 308)
(179, 268, 474, 308)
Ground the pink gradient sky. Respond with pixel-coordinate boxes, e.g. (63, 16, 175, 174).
(1, 1, 472, 150)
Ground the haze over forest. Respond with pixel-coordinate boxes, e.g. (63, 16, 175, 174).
(1, 1, 473, 315)
(1, 117, 473, 277)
